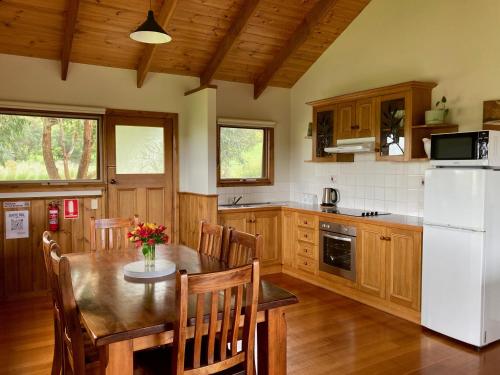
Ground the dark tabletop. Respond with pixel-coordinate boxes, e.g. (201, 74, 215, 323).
(66, 245, 298, 346)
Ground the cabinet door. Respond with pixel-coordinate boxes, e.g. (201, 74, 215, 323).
(282, 210, 296, 267)
(356, 98, 376, 138)
(218, 212, 250, 233)
(377, 92, 410, 161)
(358, 224, 386, 298)
(337, 101, 356, 140)
(313, 105, 337, 160)
(253, 210, 281, 266)
(386, 228, 422, 310)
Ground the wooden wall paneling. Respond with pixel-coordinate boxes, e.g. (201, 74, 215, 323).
(0, 195, 104, 300)
(178, 192, 218, 249)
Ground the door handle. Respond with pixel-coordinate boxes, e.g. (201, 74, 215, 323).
(110, 179, 117, 184)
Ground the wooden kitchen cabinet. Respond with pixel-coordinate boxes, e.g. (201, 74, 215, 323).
(253, 210, 281, 266)
(358, 223, 422, 311)
(386, 227, 422, 310)
(218, 211, 249, 232)
(282, 210, 296, 268)
(358, 224, 387, 299)
(338, 101, 356, 140)
(356, 98, 376, 138)
(218, 209, 282, 268)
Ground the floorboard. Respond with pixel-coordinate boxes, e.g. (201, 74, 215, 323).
(1, 273, 499, 374)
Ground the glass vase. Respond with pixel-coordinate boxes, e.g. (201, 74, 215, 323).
(142, 243, 156, 268)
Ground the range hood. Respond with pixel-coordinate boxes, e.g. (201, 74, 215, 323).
(324, 137, 375, 154)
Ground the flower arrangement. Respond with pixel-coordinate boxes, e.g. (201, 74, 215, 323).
(128, 223, 169, 265)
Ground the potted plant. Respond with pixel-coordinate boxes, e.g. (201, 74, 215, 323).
(425, 96, 449, 125)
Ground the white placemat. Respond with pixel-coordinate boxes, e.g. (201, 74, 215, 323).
(123, 260, 176, 279)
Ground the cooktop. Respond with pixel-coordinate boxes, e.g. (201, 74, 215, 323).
(320, 206, 390, 217)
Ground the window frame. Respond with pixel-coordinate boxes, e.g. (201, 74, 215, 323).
(0, 108, 104, 186)
(216, 124, 274, 187)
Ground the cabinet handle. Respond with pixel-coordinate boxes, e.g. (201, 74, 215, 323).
(385, 236, 392, 241)
(351, 125, 360, 130)
(304, 261, 308, 266)
(380, 236, 392, 241)
(304, 220, 308, 225)
(304, 234, 308, 238)
(380, 235, 385, 240)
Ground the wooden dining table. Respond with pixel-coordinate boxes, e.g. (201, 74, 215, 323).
(66, 244, 298, 374)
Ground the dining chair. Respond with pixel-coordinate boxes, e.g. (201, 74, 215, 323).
(49, 243, 102, 375)
(173, 259, 260, 374)
(197, 221, 224, 259)
(90, 215, 139, 251)
(222, 229, 263, 268)
(42, 231, 63, 375)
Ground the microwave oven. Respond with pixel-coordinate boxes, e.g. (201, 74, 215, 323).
(430, 130, 500, 167)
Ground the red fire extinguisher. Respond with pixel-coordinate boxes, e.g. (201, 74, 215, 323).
(48, 201, 59, 231)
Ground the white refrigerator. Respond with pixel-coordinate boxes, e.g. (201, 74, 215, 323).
(422, 168, 500, 347)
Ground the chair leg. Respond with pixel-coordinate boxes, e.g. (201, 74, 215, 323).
(52, 315, 63, 375)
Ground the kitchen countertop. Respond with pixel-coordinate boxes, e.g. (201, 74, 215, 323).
(218, 201, 423, 231)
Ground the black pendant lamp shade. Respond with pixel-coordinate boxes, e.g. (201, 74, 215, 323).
(130, 10, 172, 44)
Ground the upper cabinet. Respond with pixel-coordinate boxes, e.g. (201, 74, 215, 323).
(307, 81, 439, 162)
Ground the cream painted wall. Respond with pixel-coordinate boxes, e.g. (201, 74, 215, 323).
(180, 88, 217, 194)
(289, 0, 500, 216)
(0, 53, 205, 193)
(215, 80, 291, 205)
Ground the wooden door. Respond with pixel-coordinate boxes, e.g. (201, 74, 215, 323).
(355, 98, 376, 138)
(358, 224, 386, 298)
(218, 212, 250, 233)
(386, 228, 422, 310)
(281, 210, 296, 268)
(337, 101, 356, 140)
(253, 210, 281, 266)
(106, 112, 175, 240)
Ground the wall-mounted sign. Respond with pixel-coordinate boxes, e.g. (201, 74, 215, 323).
(5, 210, 29, 239)
(64, 199, 79, 219)
(3, 201, 30, 209)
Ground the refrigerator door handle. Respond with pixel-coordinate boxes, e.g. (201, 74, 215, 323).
(423, 223, 486, 233)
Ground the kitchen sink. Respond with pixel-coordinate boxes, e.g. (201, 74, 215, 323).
(219, 202, 286, 208)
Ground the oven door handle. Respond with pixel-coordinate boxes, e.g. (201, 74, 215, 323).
(323, 233, 352, 242)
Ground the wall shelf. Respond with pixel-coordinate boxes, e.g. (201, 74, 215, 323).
(411, 123, 459, 159)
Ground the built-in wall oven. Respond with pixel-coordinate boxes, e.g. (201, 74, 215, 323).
(319, 221, 357, 281)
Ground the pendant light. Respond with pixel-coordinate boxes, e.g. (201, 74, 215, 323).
(130, 0, 172, 44)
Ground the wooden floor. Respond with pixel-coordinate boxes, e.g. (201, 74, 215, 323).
(1, 273, 500, 374)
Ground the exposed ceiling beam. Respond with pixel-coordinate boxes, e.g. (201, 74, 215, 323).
(184, 84, 218, 96)
(199, 0, 261, 86)
(136, 0, 178, 88)
(61, 0, 81, 80)
(253, 0, 339, 99)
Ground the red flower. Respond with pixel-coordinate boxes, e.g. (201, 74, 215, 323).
(147, 239, 155, 245)
(135, 240, 142, 248)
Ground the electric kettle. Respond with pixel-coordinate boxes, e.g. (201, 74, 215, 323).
(321, 188, 340, 206)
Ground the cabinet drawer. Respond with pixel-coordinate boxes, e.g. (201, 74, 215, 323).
(297, 242, 315, 260)
(297, 227, 316, 244)
(296, 255, 316, 274)
(297, 214, 316, 229)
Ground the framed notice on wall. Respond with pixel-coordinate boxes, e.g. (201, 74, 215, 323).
(5, 210, 29, 239)
(64, 199, 79, 219)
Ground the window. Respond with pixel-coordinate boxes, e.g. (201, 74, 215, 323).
(0, 110, 101, 182)
(217, 125, 274, 186)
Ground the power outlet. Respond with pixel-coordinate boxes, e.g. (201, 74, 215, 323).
(91, 199, 98, 210)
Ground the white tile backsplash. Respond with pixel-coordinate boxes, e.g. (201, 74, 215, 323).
(290, 154, 430, 217)
(217, 154, 430, 217)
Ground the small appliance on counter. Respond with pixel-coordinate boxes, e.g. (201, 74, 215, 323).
(321, 187, 340, 207)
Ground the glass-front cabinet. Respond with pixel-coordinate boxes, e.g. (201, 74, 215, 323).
(313, 105, 336, 160)
(377, 93, 410, 161)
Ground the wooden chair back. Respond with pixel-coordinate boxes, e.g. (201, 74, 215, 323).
(223, 228, 263, 268)
(197, 221, 224, 259)
(90, 215, 139, 251)
(173, 259, 260, 375)
(50, 243, 86, 375)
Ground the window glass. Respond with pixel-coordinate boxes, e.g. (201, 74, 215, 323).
(0, 113, 99, 181)
(219, 127, 264, 179)
(115, 125, 164, 174)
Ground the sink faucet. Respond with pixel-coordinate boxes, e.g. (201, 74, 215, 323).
(231, 195, 243, 206)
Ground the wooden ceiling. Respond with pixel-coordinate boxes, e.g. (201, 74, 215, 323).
(0, 0, 371, 98)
